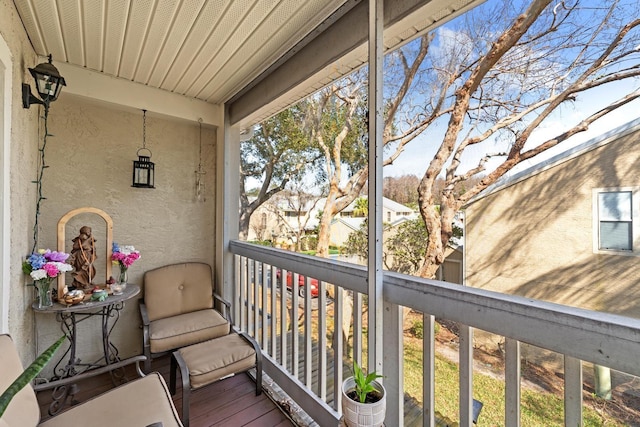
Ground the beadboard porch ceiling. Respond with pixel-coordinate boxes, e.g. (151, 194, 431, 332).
(13, 0, 481, 127)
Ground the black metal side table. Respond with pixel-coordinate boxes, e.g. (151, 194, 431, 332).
(32, 284, 141, 415)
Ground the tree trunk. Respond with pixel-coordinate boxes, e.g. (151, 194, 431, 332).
(417, 206, 444, 279)
(239, 210, 250, 241)
(316, 205, 334, 258)
(315, 192, 354, 347)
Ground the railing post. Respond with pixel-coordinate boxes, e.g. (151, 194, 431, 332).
(233, 255, 240, 327)
(383, 301, 403, 426)
(334, 286, 344, 413)
(280, 269, 288, 370)
(318, 280, 328, 401)
(261, 261, 269, 349)
(292, 272, 300, 378)
(252, 259, 259, 337)
(270, 265, 277, 358)
(505, 338, 521, 427)
(459, 324, 473, 426)
(304, 277, 312, 387)
(239, 256, 247, 331)
(424, 314, 435, 427)
(564, 356, 583, 426)
(353, 292, 363, 365)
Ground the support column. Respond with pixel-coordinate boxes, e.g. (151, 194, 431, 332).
(216, 106, 240, 306)
(367, 0, 384, 376)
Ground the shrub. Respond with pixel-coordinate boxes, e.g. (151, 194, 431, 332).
(409, 319, 440, 339)
(410, 320, 424, 339)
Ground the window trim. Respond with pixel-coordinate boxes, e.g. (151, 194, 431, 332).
(592, 187, 639, 256)
(0, 35, 12, 334)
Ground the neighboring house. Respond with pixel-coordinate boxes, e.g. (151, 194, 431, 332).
(329, 217, 365, 247)
(438, 245, 463, 285)
(336, 207, 463, 282)
(464, 118, 640, 318)
(247, 193, 320, 247)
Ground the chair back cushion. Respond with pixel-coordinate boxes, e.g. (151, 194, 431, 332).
(0, 334, 40, 427)
(144, 263, 214, 321)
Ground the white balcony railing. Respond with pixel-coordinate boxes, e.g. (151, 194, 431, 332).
(229, 240, 640, 426)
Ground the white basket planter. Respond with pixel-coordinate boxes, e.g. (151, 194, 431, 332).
(341, 377, 386, 427)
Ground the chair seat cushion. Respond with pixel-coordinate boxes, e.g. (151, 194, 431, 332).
(179, 334, 257, 389)
(0, 335, 40, 427)
(149, 309, 229, 353)
(38, 373, 182, 427)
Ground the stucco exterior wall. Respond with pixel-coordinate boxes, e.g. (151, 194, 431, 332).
(465, 127, 640, 318)
(23, 95, 217, 372)
(1, 0, 40, 365)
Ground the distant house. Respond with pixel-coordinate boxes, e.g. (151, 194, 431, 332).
(338, 196, 417, 223)
(247, 193, 320, 247)
(464, 118, 640, 318)
(247, 194, 418, 248)
(330, 196, 419, 247)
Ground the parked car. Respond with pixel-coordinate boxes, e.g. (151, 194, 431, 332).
(275, 269, 320, 298)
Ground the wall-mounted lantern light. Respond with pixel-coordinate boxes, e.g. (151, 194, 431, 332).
(24, 55, 68, 253)
(22, 54, 66, 109)
(132, 109, 155, 188)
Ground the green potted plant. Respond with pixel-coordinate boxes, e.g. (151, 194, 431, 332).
(0, 336, 65, 418)
(341, 361, 386, 427)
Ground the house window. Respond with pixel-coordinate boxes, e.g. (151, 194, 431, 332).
(595, 189, 637, 253)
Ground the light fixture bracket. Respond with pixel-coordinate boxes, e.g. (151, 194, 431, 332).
(22, 83, 44, 109)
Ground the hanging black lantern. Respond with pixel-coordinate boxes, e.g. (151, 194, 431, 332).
(132, 110, 155, 188)
(22, 54, 67, 109)
(132, 149, 155, 188)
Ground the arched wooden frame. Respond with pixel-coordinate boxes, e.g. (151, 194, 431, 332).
(57, 207, 113, 299)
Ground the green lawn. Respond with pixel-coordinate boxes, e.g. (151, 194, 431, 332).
(403, 341, 623, 426)
(300, 249, 340, 256)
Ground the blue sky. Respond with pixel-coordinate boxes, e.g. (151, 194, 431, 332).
(382, 0, 640, 180)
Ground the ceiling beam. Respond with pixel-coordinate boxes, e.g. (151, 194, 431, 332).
(227, 0, 484, 128)
(52, 60, 222, 127)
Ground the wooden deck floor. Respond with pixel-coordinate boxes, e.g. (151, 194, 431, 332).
(36, 355, 295, 427)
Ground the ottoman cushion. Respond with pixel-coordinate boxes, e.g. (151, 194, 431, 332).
(179, 334, 257, 389)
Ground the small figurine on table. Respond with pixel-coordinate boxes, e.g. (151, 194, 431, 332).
(68, 225, 97, 293)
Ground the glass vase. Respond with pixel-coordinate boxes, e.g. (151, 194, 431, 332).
(118, 266, 128, 285)
(37, 279, 53, 308)
(111, 265, 129, 295)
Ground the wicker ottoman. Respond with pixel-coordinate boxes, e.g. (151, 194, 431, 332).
(169, 332, 262, 427)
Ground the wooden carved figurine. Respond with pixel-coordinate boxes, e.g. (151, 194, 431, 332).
(68, 225, 97, 292)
